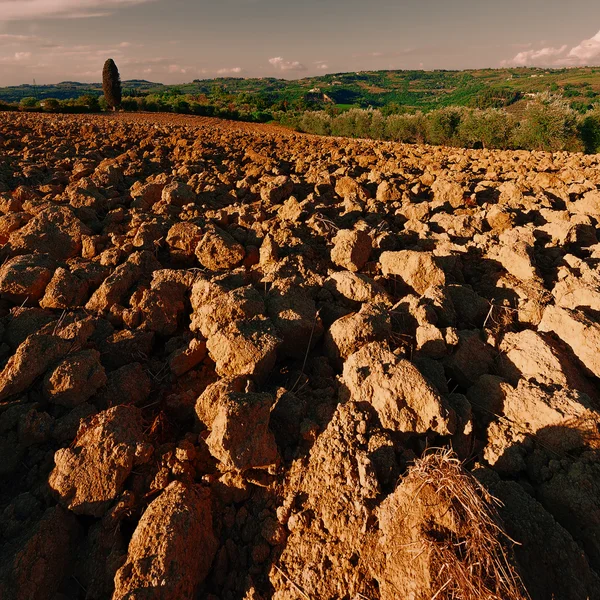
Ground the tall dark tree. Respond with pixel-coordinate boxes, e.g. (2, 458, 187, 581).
(102, 59, 122, 111)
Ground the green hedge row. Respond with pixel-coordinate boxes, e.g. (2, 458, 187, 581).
(279, 95, 600, 154)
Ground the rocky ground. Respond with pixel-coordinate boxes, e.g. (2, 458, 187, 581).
(1, 111, 600, 599)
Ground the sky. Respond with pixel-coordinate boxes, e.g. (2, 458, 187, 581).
(0, 0, 600, 85)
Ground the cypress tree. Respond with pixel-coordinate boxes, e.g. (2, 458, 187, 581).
(102, 59, 122, 111)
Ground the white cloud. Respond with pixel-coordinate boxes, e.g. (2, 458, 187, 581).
(0, 0, 157, 21)
(504, 45, 568, 66)
(168, 64, 187, 74)
(0, 33, 39, 44)
(217, 67, 242, 74)
(14, 51, 31, 60)
(503, 29, 600, 67)
(569, 30, 600, 62)
(268, 56, 307, 72)
(315, 60, 328, 70)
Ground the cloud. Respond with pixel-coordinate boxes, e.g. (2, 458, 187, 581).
(168, 64, 187, 74)
(0, 33, 39, 44)
(268, 56, 307, 72)
(569, 30, 600, 62)
(502, 29, 600, 67)
(217, 67, 242, 74)
(0, 52, 33, 64)
(505, 44, 568, 66)
(314, 61, 328, 70)
(0, 0, 157, 21)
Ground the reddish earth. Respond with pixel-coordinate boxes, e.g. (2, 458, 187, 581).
(1, 111, 600, 599)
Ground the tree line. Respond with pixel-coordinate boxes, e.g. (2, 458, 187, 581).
(279, 94, 600, 154)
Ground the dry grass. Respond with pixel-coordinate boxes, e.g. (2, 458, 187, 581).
(407, 448, 530, 600)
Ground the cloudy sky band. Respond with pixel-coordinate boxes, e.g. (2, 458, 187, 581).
(0, 0, 599, 85)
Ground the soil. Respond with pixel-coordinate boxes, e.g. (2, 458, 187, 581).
(2, 110, 600, 599)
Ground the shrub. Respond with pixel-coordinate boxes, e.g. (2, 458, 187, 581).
(41, 98, 61, 112)
(385, 112, 428, 144)
(0, 100, 17, 111)
(457, 109, 517, 149)
(579, 112, 600, 154)
(427, 106, 464, 145)
(78, 94, 100, 112)
(299, 111, 331, 135)
(19, 97, 39, 111)
(514, 93, 582, 152)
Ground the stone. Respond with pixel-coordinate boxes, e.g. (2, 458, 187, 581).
(266, 282, 323, 359)
(9, 205, 91, 260)
(206, 392, 279, 470)
(499, 329, 596, 397)
(539, 305, 600, 378)
(330, 229, 372, 272)
(113, 482, 217, 600)
(161, 181, 196, 207)
(195, 227, 245, 270)
(380, 250, 446, 295)
(86, 251, 159, 314)
(260, 175, 293, 204)
(43, 349, 107, 407)
(39, 267, 89, 309)
(0, 319, 95, 402)
(0, 254, 55, 304)
(49, 406, 152, 517)
(206, 318, 281, 384)
(490, 228, 538, 282)
(0, 507, 79, 600)
(341, 342, 455, 434)
(325, 303, 391, 367)
(431, 177, 464, 208)
(324, 271, 391, 305)
(191, 280, 265, 339)
(95, 363, 152, 408)
(169, 338, 207, 377)
(166, 222, 203, 259)
(447, 330, 497, 387)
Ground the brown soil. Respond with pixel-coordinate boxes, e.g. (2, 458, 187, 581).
(2, 111, 600, 600)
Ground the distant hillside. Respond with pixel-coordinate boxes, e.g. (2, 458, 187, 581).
(0, 79, 163, 102)
(2, 67, 600, 111)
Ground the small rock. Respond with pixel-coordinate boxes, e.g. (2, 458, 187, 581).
(169, 338, 207, 377)
(330, 229, 372, 272)
(113, 482, 217, 600)
(539, 305, 600, 378)
(342, 341, 455, 434)
(195, 227, 245, 270)
(206, 318, 281, 384)
(43, 349, 107, 407)
(0, 254, 55, 304)
(161, 181, 196, 207)
(206, 392, 278, 470)
(266, 282, 323, 359)
(260, 175, 293, 204)
(191, 280, 265, 339)
(380, 250, 446, 295)
(49, 406, 152, 517)
(325, 303, 391, 367)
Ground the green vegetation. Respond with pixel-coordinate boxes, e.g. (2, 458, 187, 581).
(3, 66, 600, 152)
(282, 98, 600, 154)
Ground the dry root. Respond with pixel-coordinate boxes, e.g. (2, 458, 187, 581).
(406, 449, 530, 600)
